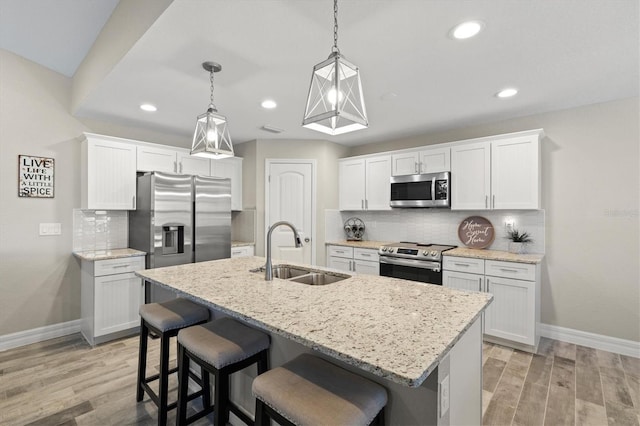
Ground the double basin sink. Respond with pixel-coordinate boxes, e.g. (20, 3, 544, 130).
(250, 265, 350, 285)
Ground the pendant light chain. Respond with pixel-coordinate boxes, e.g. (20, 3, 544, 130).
(332, 0, 340, 54)
(209, 69, 216, 108)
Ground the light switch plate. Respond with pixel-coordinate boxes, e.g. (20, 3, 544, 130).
(39, 223, 62, 236)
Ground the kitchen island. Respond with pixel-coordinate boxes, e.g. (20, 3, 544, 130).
(136, 257, 492, 425)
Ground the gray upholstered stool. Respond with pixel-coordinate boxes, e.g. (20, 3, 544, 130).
(176, 317, 270, 426)
(252, 353, 388, 426)
(136, 297, 210, 426)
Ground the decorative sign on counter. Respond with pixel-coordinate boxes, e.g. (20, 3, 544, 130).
(18, 155, 55, 198)
(458, 216, 495, 249)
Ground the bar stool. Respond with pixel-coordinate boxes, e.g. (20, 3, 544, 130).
(252, 353, 388, 426)
(176, 317, 270, 426)
(137, 297, 210, 426)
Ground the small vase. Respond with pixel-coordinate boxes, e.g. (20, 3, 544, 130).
(508, 242, 527, 254)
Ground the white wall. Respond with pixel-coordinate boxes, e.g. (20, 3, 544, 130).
(348, 97, 640, 343)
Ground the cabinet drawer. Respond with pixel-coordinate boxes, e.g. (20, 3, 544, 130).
(443, 256, 485, 274)
(485, 260, 535, 281)
(328, 246, 354, 259)
(354, 248, 379, 262)
(94, 257, 145, 277)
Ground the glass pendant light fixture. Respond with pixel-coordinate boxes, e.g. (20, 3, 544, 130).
(191, 61, 234, 159)
(302, 0, 368, 135)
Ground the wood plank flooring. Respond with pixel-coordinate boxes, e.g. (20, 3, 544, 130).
(0, 333, 638, 425)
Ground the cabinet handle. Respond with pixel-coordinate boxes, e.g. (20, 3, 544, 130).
(415, 162, 419, 173)
(232, 250, 242, 255)
(360, 253, 371, 257)
(454, 262, 470, 267)
(351, 261, 356, 271)
(492, 195, 495, 209)
(361, 199, 364, 210)
(132, 196, 136, 210)
(174, 161, 177, 173)
(479, 277, 482, 291)
(499, 268, 519, 273)
(335, 250, 344, 254)
(112, 264, 130, 269)
(485, 195, 488, 209)
(486, 278, 490, 292)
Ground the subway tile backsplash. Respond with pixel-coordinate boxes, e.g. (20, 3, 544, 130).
(326, 209, 545, 254)
(73, 209, 128, 252)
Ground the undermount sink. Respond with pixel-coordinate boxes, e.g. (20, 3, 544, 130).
(250, 265, 350, 285)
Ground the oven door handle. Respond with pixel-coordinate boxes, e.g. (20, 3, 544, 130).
(379, 256, 441, 271)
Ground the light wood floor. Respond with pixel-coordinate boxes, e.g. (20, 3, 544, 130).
(0, 333, 638, 425)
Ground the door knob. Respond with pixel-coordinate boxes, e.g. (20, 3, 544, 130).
(304, 237, 311, 243)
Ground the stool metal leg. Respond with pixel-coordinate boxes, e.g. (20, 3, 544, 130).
(137, 319, 149, 402)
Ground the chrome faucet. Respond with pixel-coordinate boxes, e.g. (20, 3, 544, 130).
(265, 221, 303, 280)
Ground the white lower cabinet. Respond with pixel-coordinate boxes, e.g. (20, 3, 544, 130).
(231, 245, 254, 258)
(81, 256, 145, 346)
(326, 245, 379, 275)
(443, 255, 540, 352)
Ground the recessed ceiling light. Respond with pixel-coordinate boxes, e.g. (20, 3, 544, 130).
(140, 103, 157, 112)
(450, 21, 484, 40)
(261, 99, 277, 109)
(496, 88, 519, 98)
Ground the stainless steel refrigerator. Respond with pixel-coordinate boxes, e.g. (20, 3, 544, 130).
(129, 171, 231, 301)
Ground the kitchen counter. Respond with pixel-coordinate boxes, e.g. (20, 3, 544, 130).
(136, 256, 491, 388)
(73, 248, 146, 261)
(325, 240, 390, 250)
(445, 247, 544, 264)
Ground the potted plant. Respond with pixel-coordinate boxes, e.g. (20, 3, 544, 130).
(506, 229, 532, 254)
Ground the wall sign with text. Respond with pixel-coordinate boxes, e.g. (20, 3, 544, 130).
(457, 216, 495, 249)
(18, 155, 55, 198)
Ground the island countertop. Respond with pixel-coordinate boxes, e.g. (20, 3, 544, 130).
(136, 256, 492, 388)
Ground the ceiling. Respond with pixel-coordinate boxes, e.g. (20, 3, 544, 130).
(1, 0, 638, 148)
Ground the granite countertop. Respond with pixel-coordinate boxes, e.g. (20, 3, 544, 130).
(73, 248, 146, 261)
(445, 247, 544, 264)
(325, 240, 390, 250)
(136, 256, 492, 387)
(231, 241, 255, 247)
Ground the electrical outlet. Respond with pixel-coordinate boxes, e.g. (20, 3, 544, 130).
(439, 374, 450, 417)
(504, 218, 515, 232)
(39, 223, 62, 236)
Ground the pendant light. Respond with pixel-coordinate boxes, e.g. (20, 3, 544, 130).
(191, 61, 234, 159)
(302, 0, 368, 135)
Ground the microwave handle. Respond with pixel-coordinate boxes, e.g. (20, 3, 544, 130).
(431, 177, 436, 202)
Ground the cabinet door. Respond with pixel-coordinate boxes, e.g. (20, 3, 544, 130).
(338, 158, 366, 210)
(328, 256, 352, 272)
(137, 145, 177, 173)
(484, 276, 535, 345)
(365, 156, 391, 210)
(419, 147, 450, 173)
(83, 137, 137, 210)
(443, 270, 483, 292)
(177, 151, 210, 176)
(491, 136, 540, 209)
(391, 152, 420, 176)
(94, 273, 143, 337)
(354, 259, 379, 275)
(211, 157, 243, 211)
(451, 142, 491, 210)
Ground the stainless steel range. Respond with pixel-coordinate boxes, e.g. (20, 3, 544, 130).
(378, 242, 457, 285)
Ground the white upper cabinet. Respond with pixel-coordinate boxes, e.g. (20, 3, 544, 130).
(81, 134, 137, 210)
(392, 147, 451, 176)
(210, 157, 243, 211)
(451, 130, 542, 210)
(451, 141, 492, 210)
(137, 145, 211, 176)
(491, 135, 540, 209)
(339, 155, 391, 211)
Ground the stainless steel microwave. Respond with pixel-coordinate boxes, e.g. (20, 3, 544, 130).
(390, 171, 451, 208)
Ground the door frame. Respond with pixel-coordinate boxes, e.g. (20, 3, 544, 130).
(264, 158, 317, 265)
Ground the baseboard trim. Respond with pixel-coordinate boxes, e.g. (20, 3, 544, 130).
(540, 323, 639, 358)
(0, 319, 82, 352)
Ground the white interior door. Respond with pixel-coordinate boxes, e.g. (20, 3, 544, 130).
(266, 160, 315, 265)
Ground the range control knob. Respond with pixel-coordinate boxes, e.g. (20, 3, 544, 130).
(422, 250, 429, 256)
(431, 250, 438, 257)
(380, 247, 386, 252)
